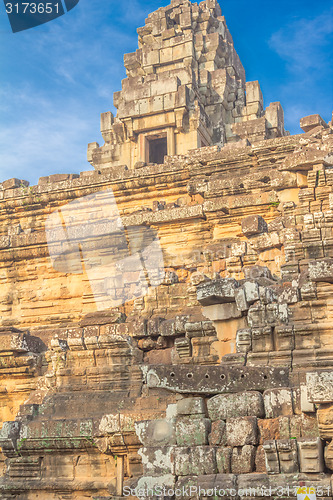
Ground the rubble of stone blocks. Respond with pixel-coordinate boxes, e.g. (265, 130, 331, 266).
(87, 0, 288, 171)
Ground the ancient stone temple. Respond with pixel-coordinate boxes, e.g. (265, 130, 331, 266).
(0, 0, 333, 498)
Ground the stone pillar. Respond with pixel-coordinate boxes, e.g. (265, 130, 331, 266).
(116, 455, 125, 496)
(167, 127, 176, 156)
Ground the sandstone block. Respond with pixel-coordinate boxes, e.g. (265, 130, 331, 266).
(3, 178, 28, 189)
(251, 327, 274, 352)
(197, 278, 238, 305)
(308, 259, 333, 283)
(202, 303, 242, 321)
(176, 397, 205, 416)
(280, 147, 327, 171)
(176, 417, 211, 446)
(208, 420, 227, 446)
(207, 392, 264, 420)
(300, 114, 327, 132)
(173, 446, 217, 476)
(255, 444, 267, 473)
(231, 445, 255, 474)
(160, 316, 187, 337)
(213, 473, 237, 491)
(263, 440, 280, 474)
(136, 474, 175, 495)
(317, 405, 333, 440)
(324, 440, 333, 471)
(216, 446, 232, 473)
(246, 81, 263, 105)
(274, 325, 294, 351)
(236, 329, 252, 353)
(243, 281, 260, 303)
(146, 365, 289, 394)
(276, 439, 299, 473)
(234, 288, 249, 311)
(174, 337, 191, 358)
(226, 417, 258, 446)
(300, 384, 315, 412)
(258, 416, 290, 442)
(174, 476, 198, 500)
(306, 371, 333, 403)
(297, 438, 324, 473)
(243, 265, 273, 280)
(241, 215, 267, 237)
(263, 388, 294, 418)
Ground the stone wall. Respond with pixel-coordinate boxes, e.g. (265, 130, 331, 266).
(0, 0, 333, 496)
(0, 114, 333, 498)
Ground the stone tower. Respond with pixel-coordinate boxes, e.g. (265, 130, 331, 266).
(88, 0, 287, 170)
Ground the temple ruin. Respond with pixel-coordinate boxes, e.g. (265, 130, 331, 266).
(0, 0, 333, 498)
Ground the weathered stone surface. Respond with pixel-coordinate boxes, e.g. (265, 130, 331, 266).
(263, 440, 280, 474)
(306, 371, 333, 403)
(276, 439, 299, 473)
(136, 474, 175, 496)
(242, 215, 268, 237)
(176, 397, 206, 416)
(263, 388, 294, 418)
(197, 279, 238, 305)
(308, 259, 333, 283)
(297, 438, 324, 473)
(231, 445, 256, 473)
(146, 365, 289, 394)
(202, 302, 243, 321)
(207, 392, 264, 420)
(300, 384, 315, 413)
(255, 444, 267, 472)
(216, 446, 232, 473)
(175, 417, 211, 446)
(258, 417, 286, 442)
(209, 420, 227, 446)
(317, 405, 333, 440)
(173, 446, 217, 476)
(226, 417, 258, 446)
(236, 328, 252, 353)
(280, 147, 328, 171)
(139, 446, 174, 474)
(300, 114, 327, 133)
(324, 440, 333, 470)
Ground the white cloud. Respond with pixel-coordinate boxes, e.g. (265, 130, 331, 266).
(0, 88, 94, 184)
(0, 0, 171, 184)
(268, 7, 333, 132)
(0, 0, 141, 184)
(269, 7, 333, 74)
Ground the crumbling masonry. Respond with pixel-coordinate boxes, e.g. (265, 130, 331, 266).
(0, 0, 333, 499)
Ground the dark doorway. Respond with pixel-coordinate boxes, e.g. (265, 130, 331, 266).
(148, 137, 167, 164)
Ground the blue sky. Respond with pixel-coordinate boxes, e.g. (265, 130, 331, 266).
(0, 0, 332, 185)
